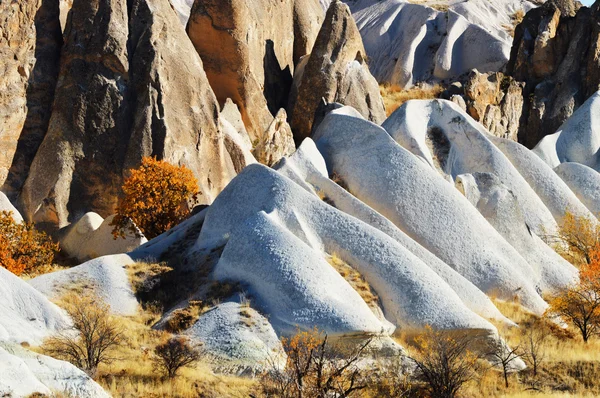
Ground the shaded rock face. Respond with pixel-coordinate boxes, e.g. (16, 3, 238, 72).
(0, 0, 62, 199)
(462, 71, 524, 141)
(20, 0, 241, 229)
(186, 0, 296, 141)
(293, 0, 324, 65)
(289, 0, 386, 140)
(508, 0, 600, 148)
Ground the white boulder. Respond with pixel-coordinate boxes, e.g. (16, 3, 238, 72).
(60, 212, 147, 262)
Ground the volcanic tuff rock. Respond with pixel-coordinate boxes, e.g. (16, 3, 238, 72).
(508, 0, 600, 148)
(288, 0, 386, 140)
(0, 0, 61, 198)
(187, 0, 296, 140)
(19, 0, 244, 229)
(253, 109, 296, 167)
(293, 0, 325, 65)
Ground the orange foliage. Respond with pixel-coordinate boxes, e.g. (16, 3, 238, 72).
(0, 211, 59, 276)
(111, 157, 199, 240)
(581, 244, 600, 284)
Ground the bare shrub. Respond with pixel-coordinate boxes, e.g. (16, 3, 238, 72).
(259, 328, 372, 398)
(43, 294, 124, 376)
(408, 326, 484, 398)
(153, 336, 201, 378)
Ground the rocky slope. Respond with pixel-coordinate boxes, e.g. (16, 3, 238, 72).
(17, 0, 250, 230)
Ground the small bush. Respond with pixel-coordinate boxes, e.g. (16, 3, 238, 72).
(0, 210, 59, 276)
(43, 294, 124, 376)
(153, 336, 201, 378)
(111, 157, 199, 240)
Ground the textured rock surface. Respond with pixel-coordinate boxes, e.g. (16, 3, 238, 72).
(186, 301, 285, 375)
(0, 342, 109, 398)
(253, 109, 296, 166)
(289, 0, 386, 140)
(319, 107, 547, 313)
(555, 162, 600, 215)
(30, 254, 138, 316)
(508, 0, 600, 148)
(187, 0, 295, 140)
(0, 0, 61, 198)
(462, 71, 524, 141)
(20, 0, 241, 229)
(293, 0, 324, 65)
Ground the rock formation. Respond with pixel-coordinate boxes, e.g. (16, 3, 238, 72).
(289, 0, 386, 140)
(19, 0, 245, 229)
(461, 71, 524, 141)
(508, 0, 600, 148)
(293, 0, 324, 65)
(345, 0, 536, 88)
(253, 109, 296, 166)
(0, 0, 62, 198)
(186, 0, 295, 140)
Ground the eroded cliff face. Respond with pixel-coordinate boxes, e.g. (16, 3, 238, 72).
(0, 0, 62, 199)
(19, 0, 245, 229)
(508, 0, 600, 148)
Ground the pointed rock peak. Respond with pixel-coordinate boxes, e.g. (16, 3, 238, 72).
(288, 0, 385, 140)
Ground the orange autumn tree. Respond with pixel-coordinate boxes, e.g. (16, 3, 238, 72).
(111, 157, 199, 240)
(0, 211, 59, 276)
(547, 244, 600, 343)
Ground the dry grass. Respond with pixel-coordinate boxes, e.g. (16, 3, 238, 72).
(380, 83, 444, 116)
(504, 9, 526, 37)
(96, 312, 254, 398)
(465, 300, 600, 397)
(327, 253, 380, 311)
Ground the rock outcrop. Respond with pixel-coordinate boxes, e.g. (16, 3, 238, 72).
(253, 109, 296, 166)
(508, 0, 600, 148)
(0, 0, 62, 198)
(288, 0, 386, 140)
(461, 71, 524, 141)
(187, 0, 295, 140)
(19, 0, 245, 229)
(293, 0, 324, 65)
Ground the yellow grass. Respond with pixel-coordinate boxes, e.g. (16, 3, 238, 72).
(380, 83, 444, 116)
(97, 312, 254, 397)
(466, 300, 600, 397)
(327, 253, 380, 311)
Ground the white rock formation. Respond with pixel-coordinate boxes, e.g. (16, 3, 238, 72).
(186, 301, 285, 375)
(455, 173, 578, 294)
(0, 342, 110, 398)
(0, 266, 108, 397)
(275, 139, 511, 324)
(382, 99, 559, 236)
(195, 164, 501, 336)
(534, 92, 600, 172)
(0, 267, 69, 345)
(343, 0, 536, 87)
(0, 192, 22, 223)
(315, 106, 547, 314)
(30, 254, 138, 316)
(60, 212, 147, 262)
(555, 162, 600, 216)
(489, 135, 597, 226)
